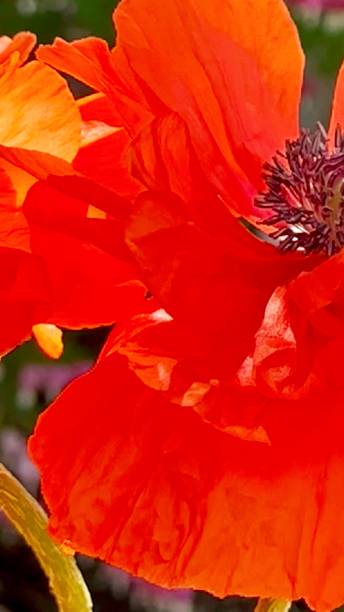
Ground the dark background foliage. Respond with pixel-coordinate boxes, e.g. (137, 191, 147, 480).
(1, 1, 344, 610)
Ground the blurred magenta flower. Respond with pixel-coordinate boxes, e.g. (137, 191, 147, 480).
(17, 361, 91, 407)
(289, 0, 344, 9)
(100, 566, 194, 612)
(0, 428, 39, 494)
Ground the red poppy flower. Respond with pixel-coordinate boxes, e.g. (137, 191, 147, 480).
(0, 33, 149, 358)
(28, 1, 344, 610)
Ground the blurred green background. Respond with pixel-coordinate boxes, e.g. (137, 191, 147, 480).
(1, 0, 344, 611)
(0, 0, 117, 42)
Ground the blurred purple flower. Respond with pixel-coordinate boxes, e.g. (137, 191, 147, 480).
(289, 0, 344, 9)
(17, 361, 91, 407)
(0, 427, 39, 494)
(100, 566, 194, 612)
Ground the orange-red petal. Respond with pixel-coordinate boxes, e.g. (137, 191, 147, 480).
(29, 347, 344, 612)
(0, 170, 151, 354)
(23, 176, 132, 256)
(36, 37, 152, 137)
(37, 0, 303, 217)
(0, 247, 47, 356)
(77, 93, 124, 126)
(0, 164, 32, 253)
(329, 60, 344, 143)
(112, 0, 304, 211)
(0, 60, 81, 161)
(97, 306, 320, 447)
(37, 37, 120, 94)
(281, 250, 344, 394)
(75, 104, 141, 196)
(0, 32, 36, 66)
(125, 190, 313, 376)
(22, 177, 154, 329)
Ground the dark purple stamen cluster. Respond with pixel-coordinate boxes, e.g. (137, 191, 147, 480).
(255, 123, 344, 256)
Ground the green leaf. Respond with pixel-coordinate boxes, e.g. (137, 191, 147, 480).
(0, 463, 92, 612)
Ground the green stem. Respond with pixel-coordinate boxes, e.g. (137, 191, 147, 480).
(0, 463, 92, 611)
(255, 599, 291, 612)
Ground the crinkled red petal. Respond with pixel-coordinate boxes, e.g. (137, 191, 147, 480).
(75, 127, 141, 198)
(29, 346, 344, 612)
(22, 178, 153, 329)
(0, 247, 47, 356)
(125, 190, 315, 376)
(37, 0, 303, 218)
(112, 0, 304, 214)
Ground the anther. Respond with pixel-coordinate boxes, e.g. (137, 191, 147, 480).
(255, 124, 344, 256)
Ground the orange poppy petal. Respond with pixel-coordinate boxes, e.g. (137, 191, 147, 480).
(97, 306, 316, 447)
(0, 174, 150, 353)
(0, 60, 81, 161)
(35, 233, 148, 330)
(125, 191, 311, 375)
(128, 112, 255, 222)
(36, 37, 119, 94)
(0, 32, 36, 66)
(23, 178, 153, 329)
(112, 0, 304, 210)
(0, 163, 16, 207)
(36, 37, 152, 137)
(0, 146, 74, 188)
(0, 203, 29, 250)
(29, 350, 344, 612)
(78, 92, 124, 126)
(37, 1, 303, 216)
(75, 126, 141, 197)
(32, 323, 64, 360)
(75, 93, 142, 197)
(328, 61, 344, 143)
(23, 176, 132, 257)
(278, 250, 344, 394)
(0, 157, 37, 208)
(0, 165, 31, 250)
(128, 113, 218, 206)
(97, 309, 272, 446)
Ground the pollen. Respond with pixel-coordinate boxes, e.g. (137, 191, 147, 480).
(255, 123, 344, 256)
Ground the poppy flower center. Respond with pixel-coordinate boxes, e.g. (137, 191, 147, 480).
(255, 124, 344, 256)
